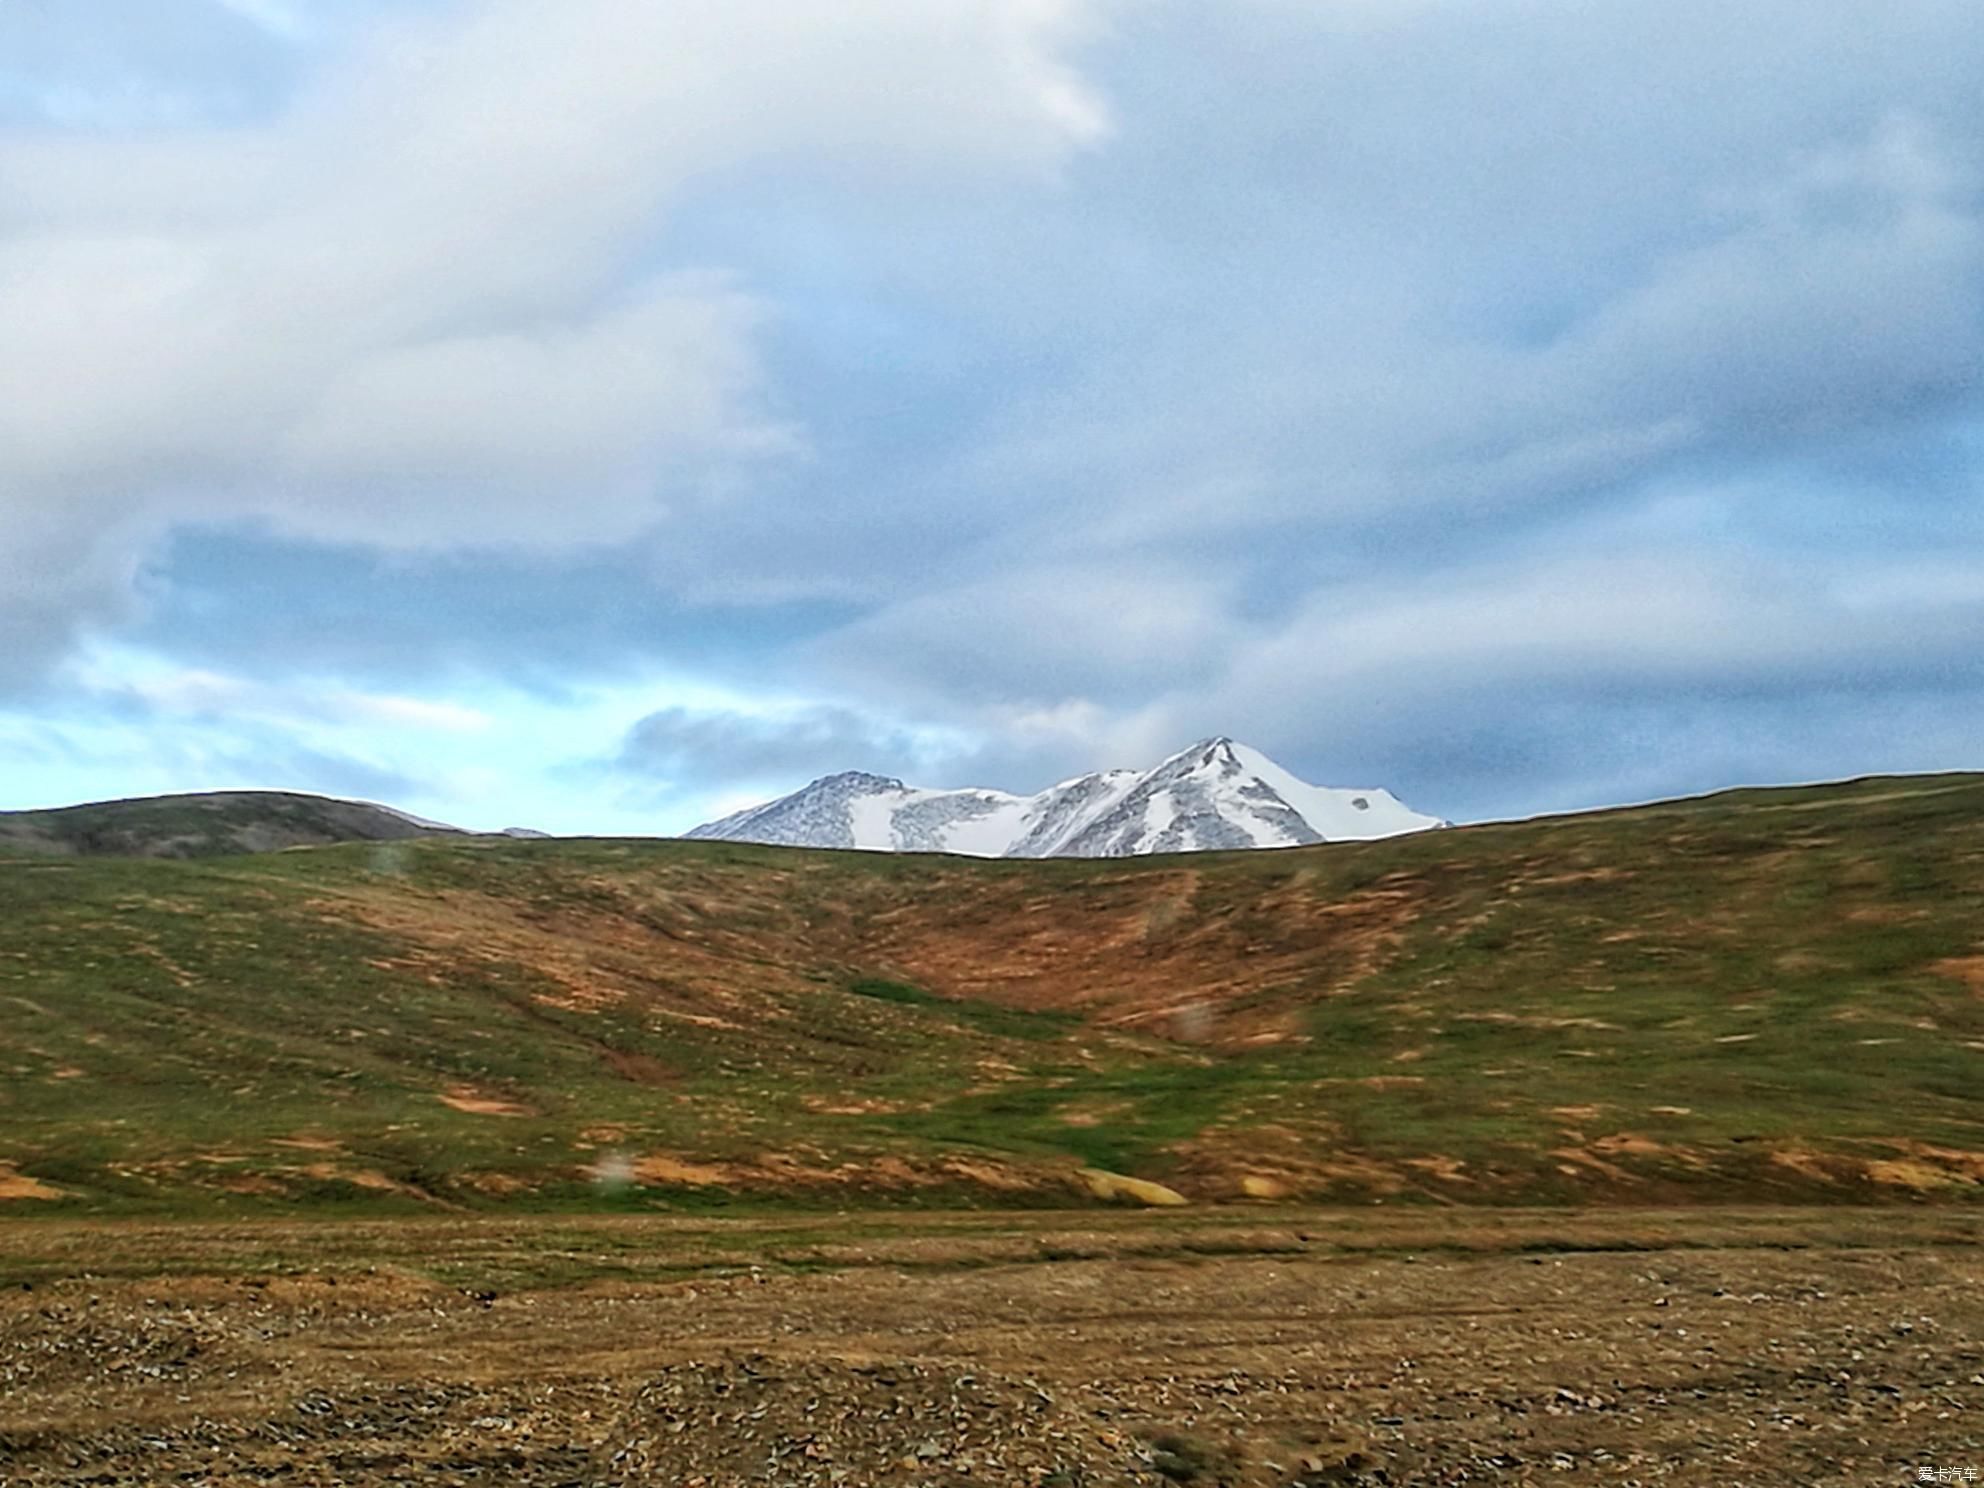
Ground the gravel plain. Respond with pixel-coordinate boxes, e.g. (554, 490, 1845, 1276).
(1, 1209, 1980, 1486)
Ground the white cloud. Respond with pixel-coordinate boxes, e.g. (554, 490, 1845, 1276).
(806, 560, 1242, 709)
(8, 0, 1982, 828)
(0, 0, 1111, 683)
(211, 0, 312, 40)
(85, 652, 491, 735)
(1101, 543, 1984, 793)
(336, 692, 490, 733)
(19, 643, 814, 830)
(1548, 113, 1983, 441)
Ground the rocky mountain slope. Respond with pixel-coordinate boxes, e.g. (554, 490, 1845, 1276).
(688, 736, 1444, 856)
(0, 791, 462, 860)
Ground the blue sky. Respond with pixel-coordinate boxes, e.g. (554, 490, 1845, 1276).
(2, 0, 1981, 833)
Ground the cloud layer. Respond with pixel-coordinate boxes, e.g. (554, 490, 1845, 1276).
(4, 0, 1983, 827)
(0, 0, 1107, 681)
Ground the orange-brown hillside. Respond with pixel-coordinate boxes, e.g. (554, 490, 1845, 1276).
(2, 772, 1982, 1212)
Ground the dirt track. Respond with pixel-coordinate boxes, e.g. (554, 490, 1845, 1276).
(2, 1209, 1981, 1486)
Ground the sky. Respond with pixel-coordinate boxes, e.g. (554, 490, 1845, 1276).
(2, 0, 1981, 834)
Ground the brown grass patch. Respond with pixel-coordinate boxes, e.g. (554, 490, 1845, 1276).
(461, 1171, 534, 1196)
(1524, 867, 1634, 887)
(1769, 1149, 1844, 1185)
(312, 883, 791, 1039)
(296, 1163, 437, 1199)
(1866, 1159, 1959, 1191)
(854, 870, 1424, 1043)
(1457, 1011, 1620, 1031)
(1402, 1155, 1472, 1183)
(631, 1154, 740, 1186)
(1865, 1142, 1984, 1189)
(131, 941, 197, 988)
(1591, 1133, 1666, 1157)
(1549, 1148, 1644, 1185)
(531, 979, 626, 1013)
(601, 1049, 676, 1085)
(939, 1158, 1039, 1192)
(630, 1149, 1037, 1193)
(1159, 1124, 1409, 1199)
(1312, 1155, 1409, 1193)
(439, 1086, 537, 1117)
(1932, 956, 1984, 991)
(218, 1174, 290, 1196)
(1079, 1169, 1189, 1206)
(801, 1095, 914, 1116)
(0, 1162, 64, 1200)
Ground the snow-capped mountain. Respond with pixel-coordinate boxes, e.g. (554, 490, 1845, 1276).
(685, 738, 1444, 858)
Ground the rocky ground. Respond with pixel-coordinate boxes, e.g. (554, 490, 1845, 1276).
(0, 1209, 1980, 1486)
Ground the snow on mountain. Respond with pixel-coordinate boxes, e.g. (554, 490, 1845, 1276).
(377, 804, 551, 839)
(375, 803, 466, 833)
(685, 738, 1444, 857)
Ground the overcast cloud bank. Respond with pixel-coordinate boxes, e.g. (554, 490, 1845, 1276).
(2, 0, 1981, 829)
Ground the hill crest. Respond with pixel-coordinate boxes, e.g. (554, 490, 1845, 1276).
(0, 790, 462, 860)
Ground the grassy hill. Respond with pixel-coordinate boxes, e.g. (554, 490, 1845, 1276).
(0, 790, 456, 860)
(2, 773, 1981, 1213)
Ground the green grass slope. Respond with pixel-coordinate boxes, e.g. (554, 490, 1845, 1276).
(1, 773, 1980, 1213)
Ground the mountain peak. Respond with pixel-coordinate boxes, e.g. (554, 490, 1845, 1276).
(812, 770, 906, 792)
(688, 739, 1441, 858)
(1153, 735, 1250, 779)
